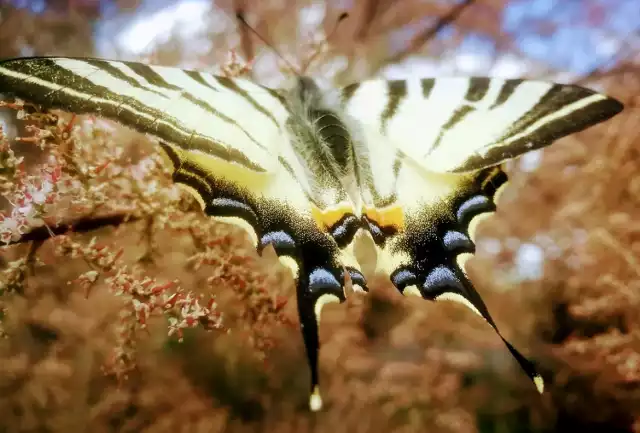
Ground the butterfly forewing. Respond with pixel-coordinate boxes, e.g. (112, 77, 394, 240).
(0, 57, 289, 172)
(340, 77, 623, 173)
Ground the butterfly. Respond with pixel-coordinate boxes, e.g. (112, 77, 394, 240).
(0, 57, 623, 410)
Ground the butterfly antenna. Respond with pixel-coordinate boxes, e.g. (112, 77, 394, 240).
(328, 12, 349, 40)
(300, 11, 349, 73)
(235, 10, 301, 76)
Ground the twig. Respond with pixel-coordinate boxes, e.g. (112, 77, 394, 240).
(575, 61, 640, 85)
(593, 228, 640, 278)
(234, 0, 255, 71)
(1, 213, 143, 247)
(354, 0, 380, 41)
(25, 238, 44, 275)
(372, 0, 477, 72)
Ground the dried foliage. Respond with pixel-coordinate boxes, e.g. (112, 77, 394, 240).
(1, 1, 639, 432)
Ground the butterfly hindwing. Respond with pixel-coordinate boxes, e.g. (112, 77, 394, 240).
(373, 161, 544, 391)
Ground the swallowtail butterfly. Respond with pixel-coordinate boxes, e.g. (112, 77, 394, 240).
(0, 57, 623, 411)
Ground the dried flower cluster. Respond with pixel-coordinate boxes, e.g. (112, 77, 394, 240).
(0, 85, 292, 381)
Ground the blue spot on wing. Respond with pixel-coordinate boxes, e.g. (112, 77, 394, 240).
(423, 266, 465, 296)
(308, 268, 342, 292)
(390, 268, 418, 291)
(442, 230, 474, 251)
(260, 230, 296, 250)
(456, 195, 491, 223)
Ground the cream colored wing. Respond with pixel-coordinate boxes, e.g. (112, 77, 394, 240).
(331, 77, 622, 394)
(339, 77, 622, 173)
(0, 58, 356, 412)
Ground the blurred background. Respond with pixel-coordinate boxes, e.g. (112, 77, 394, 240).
(0, 0, 639, 432)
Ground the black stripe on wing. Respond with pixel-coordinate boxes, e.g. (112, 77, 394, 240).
(97, 59, 270, 153)
(430, 77, 494, 151)
(380, 81, 407, 134)
(489, 79, 522, 109)
(123, 61, 182, 90)
(83, 59, 170, 97)
(0, 57, 268, 172)
(454, 85, 624, 172)
(421, 78, 436, 97)
(215, 76, 281, 127)
(465, 77, 491, 102)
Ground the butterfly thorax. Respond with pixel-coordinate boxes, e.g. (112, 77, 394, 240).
(284, 76, 370, 213)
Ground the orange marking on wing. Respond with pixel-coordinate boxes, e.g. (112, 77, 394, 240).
(363, 205, 405, 230)
(311, 203, 355, 231)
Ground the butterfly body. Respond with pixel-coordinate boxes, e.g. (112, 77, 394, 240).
(0, 57, 623, 410)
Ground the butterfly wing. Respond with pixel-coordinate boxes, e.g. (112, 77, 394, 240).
(340, 77, 623, 173)
(0, 57, 288, 171)
(0, 57, 357, 410)
(337, 77, 623, 392)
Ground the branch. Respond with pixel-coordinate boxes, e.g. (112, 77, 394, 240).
(373, 0, 477, 72)
(575, 61, 640, 85)
(354, 0, 381, 41)
(233, 0, 255, 69)
(2, 213, 142, 247)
